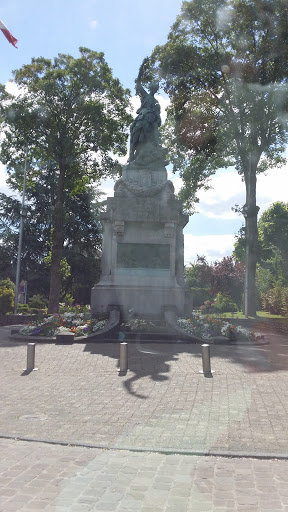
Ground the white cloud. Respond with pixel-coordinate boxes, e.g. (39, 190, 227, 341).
(194, 163, 288, 220)
(196, 171, 245, 219)
(0, 164, 13, 196)
(156, 94, 170, 123)
(167, 171, 182, 193)
(184, 233, 236, 265)
(170, 176, 182, 194)
(100, 176, 116, 198)
(257, 166, 288, 214)
(5, 80, 25, 97)
(89, 20, 98, 30)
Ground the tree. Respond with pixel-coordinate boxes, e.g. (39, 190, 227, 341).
(60, 187, 104, 303)
(234, 201, 288, 311)
(234, 201, 288, 270)
(186, 255, 244, 308)
(185, 256, 212, 307)
(0, 278, 15, 315)
(0, 183, 105, 303)
(258, 201, 288, 264)
(148, 0, 288, 316)
(0, 48, 132, 312)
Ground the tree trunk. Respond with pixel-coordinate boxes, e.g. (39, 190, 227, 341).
(47, 166, 66, 314)
(243, 157, 259, 317)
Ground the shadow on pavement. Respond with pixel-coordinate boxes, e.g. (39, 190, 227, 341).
(83, 329, 288, 399)
(84, 338, 180, 398)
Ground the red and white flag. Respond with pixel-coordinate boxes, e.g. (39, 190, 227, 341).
(0, 19, 18, 48)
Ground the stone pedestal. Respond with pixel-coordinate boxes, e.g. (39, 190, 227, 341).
(91, 164, 188, 320)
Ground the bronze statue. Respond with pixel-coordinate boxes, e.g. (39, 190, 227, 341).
(129, 58, 162, 162)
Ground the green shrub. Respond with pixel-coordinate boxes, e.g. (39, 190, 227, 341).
(213, 293, 238, 313)
(28, 294, 48, 309)
(262, 285, 288, 316)
(190, 287, 211, 308)
(0, 287, 14, 315)
(29, 307, 41, 315)
(0, 278, 15, 291)
(282, 288, 288, 316)
(60, 293, 74, 306)
(18, 304, 29, 314)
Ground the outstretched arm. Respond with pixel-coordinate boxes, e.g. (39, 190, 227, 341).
(135, 57, 149, 96)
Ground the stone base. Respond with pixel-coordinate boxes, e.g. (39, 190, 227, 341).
(91, 283, 185, 320)
(92, 159, 189, 322)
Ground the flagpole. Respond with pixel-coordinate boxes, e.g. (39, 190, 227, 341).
(14, 147, 28, 314)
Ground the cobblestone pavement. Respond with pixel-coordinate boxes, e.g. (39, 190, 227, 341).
(1, 438, 288, 512)
(1, 326, 288, 456)
(1, 326, 288, 510)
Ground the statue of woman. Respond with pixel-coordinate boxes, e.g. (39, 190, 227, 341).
(129, 58, 162, 162)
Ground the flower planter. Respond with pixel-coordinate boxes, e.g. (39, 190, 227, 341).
(56, 332, 74, 344)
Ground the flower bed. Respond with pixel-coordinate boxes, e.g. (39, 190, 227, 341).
(19, 311, 107, 338)
(177, 312, 256, 341)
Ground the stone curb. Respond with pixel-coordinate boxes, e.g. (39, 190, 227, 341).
(0, 433, 287, 460)
(7, 332, 269, 346)
(7, 335, 208, 344)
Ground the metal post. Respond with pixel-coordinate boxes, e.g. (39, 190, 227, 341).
(199, 344, 214, 375)
(119, 342, 128, 372)
(244, 151, 252, 318)
(24, 343, 38, 372)
(14, 147, 28, 314)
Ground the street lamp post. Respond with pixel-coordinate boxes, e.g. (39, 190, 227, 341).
(14, 148, 28, 314)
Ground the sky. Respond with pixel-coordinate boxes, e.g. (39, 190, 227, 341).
(0, 0, 288, 265)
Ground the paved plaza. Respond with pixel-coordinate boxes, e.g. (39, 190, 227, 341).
(1, 325, 288, 511)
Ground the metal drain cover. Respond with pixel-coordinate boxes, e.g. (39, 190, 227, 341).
(19, 414, 48, 421)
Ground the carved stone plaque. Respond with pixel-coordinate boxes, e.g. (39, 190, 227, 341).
(117, 243, 170, 269)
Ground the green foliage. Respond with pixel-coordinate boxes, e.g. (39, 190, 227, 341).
(0, 287, 14, 315)
(149, 0, 288, 316)
(17, 304, 29, 314)
(185, 256, 244, 309)
(28, 294, 48, 309)
(256, 266, 274, 299)
(0, 48, 132, 312)
(29, 307, 42, 315)
(184, 262, 211, 307)
(149, 0, 288, 208)
(258, 202, 288, 258)
(58, 303, 90, 315)
(1, 49, 132, 180)
(60, 293, 74, 306)
(190, 287, 211, 308)
(0, 278, 15, 291)
(213, 293, 238, 313)
(261, 285, 288, 316)
(0, 185, 103, 303)
(236, 202, 288, 309)
(233, 226, 247, 263)
(185, 261, 206, 288)
(0, 278, 15, 315)
(43, 253, 71, 280)
(282, 289, 288, 317)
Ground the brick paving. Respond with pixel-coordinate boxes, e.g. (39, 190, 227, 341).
(1, 439, 288, 511)
(1, 325, 288, 510)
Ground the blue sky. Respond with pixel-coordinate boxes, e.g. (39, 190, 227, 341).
(1, 0, 288, 264)
(0, 0, 183, 89)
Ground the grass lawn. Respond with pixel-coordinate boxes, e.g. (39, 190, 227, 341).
(215, 311, 288, 321)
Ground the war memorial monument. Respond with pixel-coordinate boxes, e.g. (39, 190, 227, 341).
(91, 59, 189, 320)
